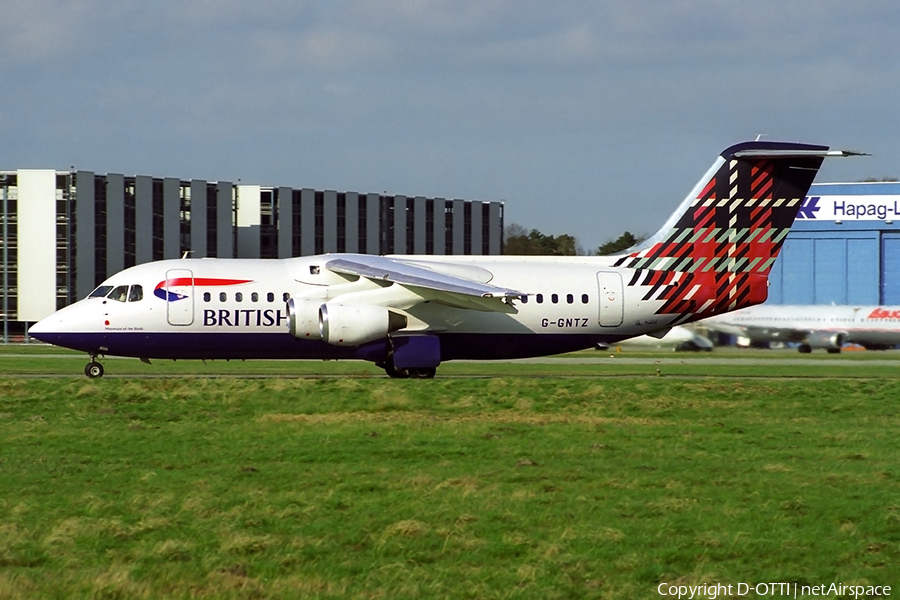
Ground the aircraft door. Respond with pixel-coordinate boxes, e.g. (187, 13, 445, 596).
(597, 271, 624, 327)
(165, 268, 195, 326)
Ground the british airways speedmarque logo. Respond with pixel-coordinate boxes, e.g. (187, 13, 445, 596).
(153, 278, 253, 301)
(797, 196, 820, 219)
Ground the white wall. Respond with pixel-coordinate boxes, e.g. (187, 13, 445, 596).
(16, 169, 58, 322)
(236, 184, 261, 258)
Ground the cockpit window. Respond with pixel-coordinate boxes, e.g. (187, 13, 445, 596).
(108, 285, 129, 303)
(89, 285, 113, 299)
(128, 285, 143, 302)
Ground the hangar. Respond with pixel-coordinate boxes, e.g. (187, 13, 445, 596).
(0, 169, 503, 337)
(768, 181, 900, 305)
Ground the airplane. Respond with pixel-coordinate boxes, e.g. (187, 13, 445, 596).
(699, 304, 900, 353)
(609, 325, 714, 352)
(28, 140, 860, 378)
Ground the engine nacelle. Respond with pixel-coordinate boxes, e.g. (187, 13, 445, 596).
(800, 331, 846, 353)
(319, 302, 407, 346)
(287, 297, 323, 339)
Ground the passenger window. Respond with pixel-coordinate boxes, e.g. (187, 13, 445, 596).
(566, 294, 573, 304)
(128, 285, 143, 302)
(251, 292, 258, 302)
(520, 295, 528, 304)
(551, 294, 558, 304)
(283, 292, 290, 302)
(235, 292, 243, 302)
(89, 285, 113, 299)
(267, 292, 275, 302)
(219, 292, 226, 302)
(536, 294, 543, 304)
(582, 294, 589, 304)
(203, 292, 211, 302)
(109, 285, 129, 302)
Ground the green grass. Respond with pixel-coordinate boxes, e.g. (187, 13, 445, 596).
(1, 372, 898, 598)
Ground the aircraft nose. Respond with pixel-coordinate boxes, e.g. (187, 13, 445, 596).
(28, 315, 55, 342)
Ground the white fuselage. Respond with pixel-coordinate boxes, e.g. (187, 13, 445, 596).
(701, 304, 900, 349)
(29, 254, 683, 362)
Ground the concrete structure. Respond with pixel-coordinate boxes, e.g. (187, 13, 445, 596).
(768, 182, 900, 306)
(0, 169, 504, 338)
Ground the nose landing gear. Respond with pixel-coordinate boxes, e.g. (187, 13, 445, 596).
(84, 355, 105, 378)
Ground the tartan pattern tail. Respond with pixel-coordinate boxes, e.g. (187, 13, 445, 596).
(613, 141, 828, 319)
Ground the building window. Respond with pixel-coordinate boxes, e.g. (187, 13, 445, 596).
(406, 197, 415, 254)
(314, 191, 324, 254)
(463, 202, 472, 254)
(380, 195, 393, 255)
(152, 179, 164, 260)
(444, 201, 454, 255)
(123, 182, 137, 267)
(206, 185, 218, 258)
(336, 193, 346, 253)
(358, 194, 367, 253)
(291, 190, 303, 257)
(260, 189, 277, 259)
(425, 199, 434, 254)
(482, 203, 491, 255)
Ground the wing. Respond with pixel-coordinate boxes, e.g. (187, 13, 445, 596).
(325, 255, 524, 313)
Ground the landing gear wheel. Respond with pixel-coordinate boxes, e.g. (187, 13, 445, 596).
(408, 368, 436, 379)
(85, 361, 104, 378)
(382, 358, 410, 379)
(385, 365, 410, 379)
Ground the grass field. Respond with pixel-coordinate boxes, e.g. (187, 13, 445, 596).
(1, 348, 899, 598)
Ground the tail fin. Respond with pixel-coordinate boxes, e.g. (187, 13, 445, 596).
(614, 141, 857, 320)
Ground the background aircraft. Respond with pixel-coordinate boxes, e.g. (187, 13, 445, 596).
(700, 304, 900, 352)
(29, 141, 856, 378)
(608, 326, 713, 352)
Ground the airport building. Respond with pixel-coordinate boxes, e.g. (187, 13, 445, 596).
(0, 169, 504, 337)
(768, 181, 900, 306)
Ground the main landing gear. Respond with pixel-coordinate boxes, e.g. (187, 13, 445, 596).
(379, 358, 436, 379)
(84, 355, 104, 378)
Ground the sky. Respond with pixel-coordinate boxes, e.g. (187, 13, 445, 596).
(3, 0, 900, 251)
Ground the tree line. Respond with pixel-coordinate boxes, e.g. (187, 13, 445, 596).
(503, 223, 645, 256)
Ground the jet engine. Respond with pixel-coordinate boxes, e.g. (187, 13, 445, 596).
(799, 331, 845, 354)
(287, 297, 323, 340)
(319, 302, 408, 346)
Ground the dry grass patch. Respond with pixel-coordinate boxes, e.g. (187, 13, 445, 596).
(382, 519, 430, 538)
(220, 532, 273, 555)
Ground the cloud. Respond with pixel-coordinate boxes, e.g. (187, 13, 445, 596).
(3, 0, 900, 246)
